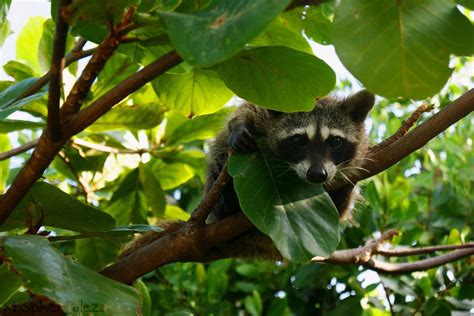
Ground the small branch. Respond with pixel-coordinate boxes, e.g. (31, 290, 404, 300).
(69, 51, 182, 135)
(57, 151, 89, 200)
(372, 103, 434, 152)
(47, 0, 71, 141)
(190, 161, 231, 224)
(0, 139, 39, 161)
(378, 242, 474, 257)
(369, 248, 474, 274)
(72, 138, 147, 155)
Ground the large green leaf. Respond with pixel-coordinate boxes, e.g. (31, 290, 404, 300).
(148, 159, 195, 190)
(153, 68, 233, 116)
(159, 0, 291, 66)
(2, 60, 37, 81)
(215, 46, 335, 112)
(0, 182, 116, 232)
(165, 107, 234, 145)
(106, 169, 148, 226)
(2, 236, 141, 314)
(332, 0, 474, 99)
(251, 10, 312, 53)
(0, 133, 10, 193)
(228, 144, 340, 262)
(16, 17, 46, 73)
(68, 0, 140, 24)
(0, 119, 44, 133)
(0, 78, 46, 119)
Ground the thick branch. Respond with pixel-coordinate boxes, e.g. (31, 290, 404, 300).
(100, 90, 474, 283)
(47, 0, 71, 140)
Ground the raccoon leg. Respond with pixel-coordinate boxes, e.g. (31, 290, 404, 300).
(328, 184, 356, 219)
(229, 124, 258, 153)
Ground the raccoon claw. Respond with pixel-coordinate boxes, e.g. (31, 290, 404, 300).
(229, 127, 257, 153)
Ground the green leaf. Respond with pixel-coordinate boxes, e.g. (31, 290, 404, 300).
(228, 143, 340, 262)
(106, 169, 148, 225)
(153, 68, 233, 116)
(457, 0, 474, 10)
(69, 0, 140, 25)
(300, 5, 333, 45)
(0, 133, 10, 193)
(251, 10, 312, 53)
(0, 182, 116, 232)
(0, 264, 21, 306)
(3, 236, 141, 314)
(75, 238, 119, 271)
(165, 107, 234, 145)
(148, 159, 195, 190)
(333, 0, 474, 99)
(0, 78, 46, 119)
(215, 46, 335, 112)
(0, 119, 44, 133)
(139, 164, 166, 217)
(135, 280, 152, 316)
(16, 17, 46, 73)
(159, 0, 291, 66)
(3, 60, 37, 81)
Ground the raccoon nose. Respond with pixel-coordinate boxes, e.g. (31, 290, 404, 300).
(307, 166, 328, 183)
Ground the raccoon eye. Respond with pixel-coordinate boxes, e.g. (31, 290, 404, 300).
(329, 136, 343, 148)
(290, 134, 306, 146)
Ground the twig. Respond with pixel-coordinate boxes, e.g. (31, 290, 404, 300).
(378, 242, 474, 257)
(0, 139, 39, 161)
(12, 38, 92, 104)
(47, 0, 71, 140)
(190, 161, 231, 224)
(371, 103, 434, 152)
(72, 138, 147, 155)
(369, 248, 474, 274)
(57, 151, 89, 200)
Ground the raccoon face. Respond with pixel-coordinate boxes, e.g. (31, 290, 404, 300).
(267, 90, 374, 185)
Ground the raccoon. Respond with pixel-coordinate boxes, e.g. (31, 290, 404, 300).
(206, 90, 375, 223)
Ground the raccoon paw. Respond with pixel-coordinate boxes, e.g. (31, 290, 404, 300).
(229, 126, 257, 153)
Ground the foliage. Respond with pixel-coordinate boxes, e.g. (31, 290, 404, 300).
(0, 0, 472, 315)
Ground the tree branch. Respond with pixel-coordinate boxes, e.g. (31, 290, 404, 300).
(0, 139, 39, 161)
(99, 90, 474, 283)
(47, 0, 71, 141)
(377, 242, 474, 257)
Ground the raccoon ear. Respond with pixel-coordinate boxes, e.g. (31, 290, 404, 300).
(343, 90, 375, 123)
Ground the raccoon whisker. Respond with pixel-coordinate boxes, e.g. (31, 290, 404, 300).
(339, 166, 369, 173)
(338, 170, 355, 186)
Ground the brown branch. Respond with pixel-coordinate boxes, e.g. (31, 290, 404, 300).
(369, 248, 474, 274)
(372, 102, 434, 152)
(0, 139, 39, 161)
(189, 161, 231, 224)
(47, 0, 71, 141)
(12, 38, 91, 104)
(57, 151, 89, 200)
(378, 242, 474, 257)
(0, 50, 183, 226)
(353, 88, 474, 184)
(68, 50, 182, 135)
